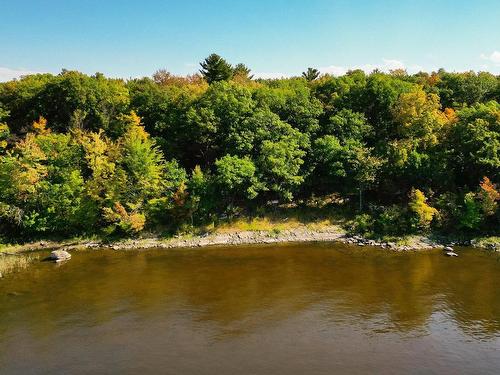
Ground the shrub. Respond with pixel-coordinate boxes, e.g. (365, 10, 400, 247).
(434, 192, 460, 231)
(103, 202, 145, 235)
(349, 213, 374, 235)
(373, 205, 408, 235)
(408, 189, 438, 231)
(478, 176, 499, 217)
(459, 192, 483, 230)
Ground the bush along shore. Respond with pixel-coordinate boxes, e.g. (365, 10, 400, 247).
(1, 54, 499, 250)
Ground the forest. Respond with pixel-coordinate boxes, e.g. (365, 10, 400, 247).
(0, 54, 499, 241)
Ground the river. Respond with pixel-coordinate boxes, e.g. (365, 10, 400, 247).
(1, 243, 499, 374)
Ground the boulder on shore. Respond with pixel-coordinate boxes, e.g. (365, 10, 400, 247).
(49, 250, 71, 262)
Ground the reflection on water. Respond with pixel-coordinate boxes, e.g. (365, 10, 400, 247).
(0, 243, 499, 374)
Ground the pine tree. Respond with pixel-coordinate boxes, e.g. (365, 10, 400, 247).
(199, 54, 233, 84)
(233, 63, 253, 80)
(302, 67, 320, 81)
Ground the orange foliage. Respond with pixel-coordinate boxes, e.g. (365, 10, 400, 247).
(443, 108, 457, 123)
(32, 116, 50, 134)
(103, 202, 146, 233)
(153, 70, 206, 87)
(478, 177, 499, 216)
(172, 182, 189, 207)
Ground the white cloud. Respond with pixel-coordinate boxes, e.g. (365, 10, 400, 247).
(319, 58, 423, 76)
(381, 58, 405, 70)
(253, 72, 290, 79)
(319, 65, 348, 76)
(408, 64, 424, 72)
(480, 51, 500, 65)
(0, 66, 44, 82)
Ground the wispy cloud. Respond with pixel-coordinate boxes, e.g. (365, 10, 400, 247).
(381, 58, 406, 70)
(0, 66, 44, 82)
(319, 59, 423, 76)
(253, 72, 290, 79)
(480, 51, 500, 65)
(319, 65, 348, 76)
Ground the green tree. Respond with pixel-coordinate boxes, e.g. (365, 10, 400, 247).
(41, 71, 130, 134)
(436, 71, 498, 107)
(118, 112, 166, 199)
(447, 101, 500, 187)
(127, 77, 206, 167)
(0, 127, 97, 235)
(258, 137, 307, 201)
(186, 81, 255, 165)
(215, 155, 263, 204)
(0, 73, 55, 134)
(302, 68, 320, 82)
(324, 109, 372, 142)
(199, 54, 233, 84)
(384, 87, 450, 189)
(256, 78, 323, 135)
(233, 63, 253, 80)
(459, 192, 483, 230)
(0, 106, 9, 122)
(311, 135, 382, 209)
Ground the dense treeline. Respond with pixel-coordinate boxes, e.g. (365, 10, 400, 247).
(0, 54, 499, 240)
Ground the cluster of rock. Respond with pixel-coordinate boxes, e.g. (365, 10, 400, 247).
(444, 246, 458, 257)
(338, 236, 469, 255)
(470, 239, 500, 251)
(338, 235, 440, 251)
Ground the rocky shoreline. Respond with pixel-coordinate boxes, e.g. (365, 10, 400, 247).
(75, 228, 487, 252)
(100, 227, 348, 251)
(100, 229, 452, 251)
(2, 226, 498, 256)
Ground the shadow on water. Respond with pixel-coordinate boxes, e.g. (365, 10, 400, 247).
(0, 243, 499, 374)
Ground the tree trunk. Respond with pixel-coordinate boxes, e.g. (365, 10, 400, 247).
(358, 187, 363, 212)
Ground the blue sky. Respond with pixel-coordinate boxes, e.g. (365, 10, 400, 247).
(1, 0, 500, 81)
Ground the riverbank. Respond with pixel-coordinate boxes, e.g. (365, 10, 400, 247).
(2, 224, 498, 256)
(1, 226, 346, 254)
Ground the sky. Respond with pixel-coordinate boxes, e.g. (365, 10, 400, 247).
(1, 0, 500, 81)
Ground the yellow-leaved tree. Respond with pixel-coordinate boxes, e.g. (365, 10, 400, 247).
(408, 188, 438, 231)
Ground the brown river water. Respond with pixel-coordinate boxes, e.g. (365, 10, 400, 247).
(0, 243, 499, 374)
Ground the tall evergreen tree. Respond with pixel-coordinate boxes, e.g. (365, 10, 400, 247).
(233, 63, 253, 80)
(302, 67, 320, 81)
(199, 54, 233, 84)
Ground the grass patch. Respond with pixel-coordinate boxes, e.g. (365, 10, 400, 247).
(0, 253, 39, 276)
(216, 217, 302, 233)
(0, 243, 23, 255)
(214, 195, 352, 234)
